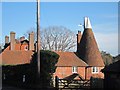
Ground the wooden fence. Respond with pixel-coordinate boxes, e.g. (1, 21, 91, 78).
(55, 76, 90, 89)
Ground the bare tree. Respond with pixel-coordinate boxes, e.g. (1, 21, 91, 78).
(41, 26, 76, 51)
(24, 26, 76, 52)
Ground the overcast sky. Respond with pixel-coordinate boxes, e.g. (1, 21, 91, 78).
(1, 1, 119, 56)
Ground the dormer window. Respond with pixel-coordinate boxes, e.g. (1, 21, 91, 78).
(92, 67, 99, 74)
(72, 66, 78, 73)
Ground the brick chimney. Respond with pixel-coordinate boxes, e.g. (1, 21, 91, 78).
(5, 36, 9, 44)
(10, 31, 15, 50)
(77, 31, 82, 52)
(29, 32, 34, 50)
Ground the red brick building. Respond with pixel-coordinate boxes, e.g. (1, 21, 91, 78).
(1, 32, 34, 65)
(1, 17, 104, 80)
(54, 17, 104, 80)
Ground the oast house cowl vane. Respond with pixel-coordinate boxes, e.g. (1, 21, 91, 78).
(78, 17, 104, 67)
(84, 17, 92, 29)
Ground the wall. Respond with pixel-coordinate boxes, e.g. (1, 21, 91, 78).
(86, 67, 104, 80)
(4, 43, 28, 51)
(54, 66, 104, 80)
(54, 66, 85, 79)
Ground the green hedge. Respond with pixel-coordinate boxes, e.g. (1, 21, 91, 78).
(2, 50, 59, 88)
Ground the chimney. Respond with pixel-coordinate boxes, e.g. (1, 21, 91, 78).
(77, 31, 82, 52)
(29, 32, 34, 50)
(5, 36, 9, 44)
(20, 36, 25, 42)
(10, 31, 15, 50)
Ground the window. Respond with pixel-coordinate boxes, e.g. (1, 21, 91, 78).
(23, 75, 25, 82)
(72, 66, 78, 73)
(92, 67, 99, 73)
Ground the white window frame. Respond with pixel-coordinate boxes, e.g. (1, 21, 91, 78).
(92, 67, 99, 74)
(72, 66, 78, 73)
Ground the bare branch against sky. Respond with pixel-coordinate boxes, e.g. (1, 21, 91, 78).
(1, 1, 118, 56)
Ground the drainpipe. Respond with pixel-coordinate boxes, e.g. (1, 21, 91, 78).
(85, 67, 87, 80)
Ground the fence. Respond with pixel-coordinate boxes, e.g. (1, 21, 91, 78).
(55, 76, 90, 89)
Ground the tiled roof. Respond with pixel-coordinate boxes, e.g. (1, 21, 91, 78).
(1, 50, 34, 65)
(78, 28, 104, 66)
(55, 52, 88, 67)
(77, 17, 104, 67)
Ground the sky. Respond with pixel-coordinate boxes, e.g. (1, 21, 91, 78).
(1, 1, 119, 56)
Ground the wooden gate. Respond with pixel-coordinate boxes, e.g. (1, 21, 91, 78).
(55, 74, 90, 89)
(58, 79, 90, 89)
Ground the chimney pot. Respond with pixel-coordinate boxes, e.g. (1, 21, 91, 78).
(77, 31, 82, 52)
(20, 36, 25, 42)
(5, 36, 9, 44)
(10, 31, 15, 50)
(29, 32, 34, 50)
(78, 31, 81, 35)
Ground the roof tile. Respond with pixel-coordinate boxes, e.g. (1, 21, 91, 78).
(55, 52, 88, 67)
(1, 50, 33, 65)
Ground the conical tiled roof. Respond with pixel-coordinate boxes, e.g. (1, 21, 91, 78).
(78, 17, 104, 66)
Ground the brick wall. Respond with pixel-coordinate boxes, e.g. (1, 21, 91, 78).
(54, 66, 104, 80)
(54, 66, 86, 79)
(86, 67, 104, 80)
(4, 44, 28, 51)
